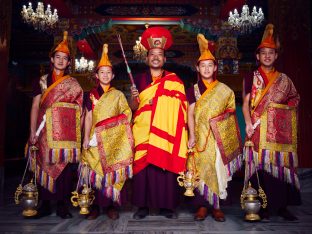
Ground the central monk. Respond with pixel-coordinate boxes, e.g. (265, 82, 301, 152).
(130, 26, 188, 219)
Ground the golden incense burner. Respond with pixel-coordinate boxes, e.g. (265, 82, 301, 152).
(71, 184, 95, 215)
(241, 182, 267, 221)
(15, 145, 39, 217)
(177, 149, 200, 196)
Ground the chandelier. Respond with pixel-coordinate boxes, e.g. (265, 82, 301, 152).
(21, 2, 58, 31)
(133, 36, 147, 62)
(75, 56, 95, 73)
(228, 5, 264, 34)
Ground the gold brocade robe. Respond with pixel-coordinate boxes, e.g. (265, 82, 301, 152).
(81, 88, 133, 200)
(194, 81, 236, 204)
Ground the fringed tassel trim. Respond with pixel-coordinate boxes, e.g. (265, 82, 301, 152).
(102, 186, 121, 204)
(29, 161, 56, 193)
(78, 163, 132, 189)
(244, 147, 300, 189)
(197, 181, 220, 209)
(26, 151, 56, 193)
(226, 154, 243, 177)
(48, 148, 80, 164)
(103, 165, 133, 187)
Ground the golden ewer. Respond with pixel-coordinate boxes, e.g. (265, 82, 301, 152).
(15, 145, 39, 217)
(71, 163, 95, 215)
(177, 148, 200, 196)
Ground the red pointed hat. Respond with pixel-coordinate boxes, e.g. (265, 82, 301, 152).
(140, 26, 173, 50)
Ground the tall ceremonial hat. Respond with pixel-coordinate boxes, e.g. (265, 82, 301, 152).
(52, 31, 70, 55)
(197, 33, 215, 62)
(257, 23, 280, 50)
(140, 26, 173, 50)
(97, 43, 112, 69)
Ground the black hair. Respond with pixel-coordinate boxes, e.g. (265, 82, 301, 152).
(49, 52, 71, 75)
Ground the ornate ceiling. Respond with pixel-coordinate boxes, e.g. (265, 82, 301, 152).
(11, 0, 267, 73)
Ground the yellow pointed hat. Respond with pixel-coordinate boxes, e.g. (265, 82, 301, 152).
(53, 31, 70, 55)
(97, 44, 112, 69)
(257, 24, 279, 50)
(197, 34, 215, 62)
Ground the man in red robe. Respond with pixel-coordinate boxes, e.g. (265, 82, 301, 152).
(242, 24, 300, 221)
(27, 31, 83, 219)
(130, 26, 188, 219)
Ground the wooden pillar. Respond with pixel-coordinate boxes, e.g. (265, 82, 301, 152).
(0, 0, 12, 205)
(268, 0, 312, 167)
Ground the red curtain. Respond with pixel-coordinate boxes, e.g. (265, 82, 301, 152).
(0, 0, 12, 167)
(268, 0, 312, 167)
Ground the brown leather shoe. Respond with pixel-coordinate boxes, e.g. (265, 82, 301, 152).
(278, 207, 298, 221)
(212, 208, 225, 222)
(56, 204, 73, 219)
(86, 206, 100, 220)
(133, 207, 149, 220)
(107, 207, 119, 220)
(194, 207, 208, 221)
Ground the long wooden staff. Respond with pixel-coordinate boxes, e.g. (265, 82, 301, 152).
(117, 34, 140, 103)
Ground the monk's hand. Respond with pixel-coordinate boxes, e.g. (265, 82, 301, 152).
(188, 135, 196, 149)
(246, 123, 254, 138)
(29, 131, 38, 145)
(82, 138, 90, 150)
(130, 86, 139, 99)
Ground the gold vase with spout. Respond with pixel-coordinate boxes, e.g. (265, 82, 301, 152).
(71, 184, 95, 215)
(177, 149, 200, 196)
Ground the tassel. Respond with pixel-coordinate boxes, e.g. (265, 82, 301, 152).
(244, 147, 300, 189)
(48, 148, 80, 164)
(226, 154, 243, 177)
(198, 181, 220, 209)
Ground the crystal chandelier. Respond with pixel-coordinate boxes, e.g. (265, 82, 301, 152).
(228, 5, 264, 34)
(21, 2, 58, 31)
(75, 56, 95, 73)
(133, 36, 147, 62)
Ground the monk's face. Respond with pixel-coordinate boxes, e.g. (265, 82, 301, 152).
(51, 51, 70, 71)
(146, 48, 166, 69)
(196, 60, 217, 80)
(96, 66, 114, 86)
(257, 47, 278, 68)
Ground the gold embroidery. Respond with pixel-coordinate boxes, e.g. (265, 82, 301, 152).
(194, 82, 235, 196)
(216, 114, 240, 157)
(39, 74, 48, 94)
(82, 89, 132, 177)
(194, 84, 201, 101)
(46, 102, 81, 149)
(259, 103, 297, 153)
